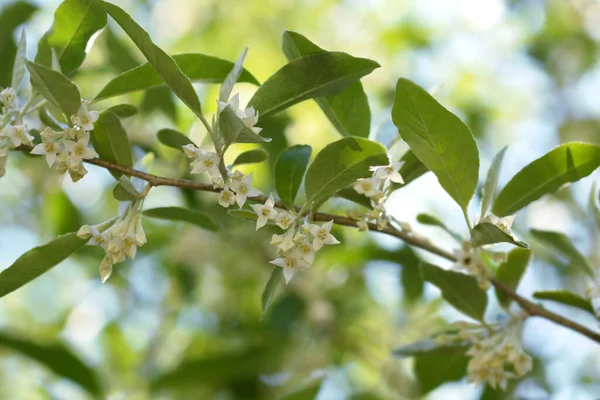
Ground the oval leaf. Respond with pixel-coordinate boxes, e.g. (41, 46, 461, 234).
(493, 143, 600, 216)
(143, 207, 220, 232)
(305, 137, 388, 207)
(0, 331, 102, 396)
(113, 176, 140, 201)
(93, 53, 259, 102)
(275, 145, 312, 209)
(533, 290, 595, 315)
(261, 267, 283, 321)
(419, 262, 487, 321)
(414, 345, 469, 394)
(480, 146, 507, 219)
(233, 149, 268, 166)
(97, 1, 203, 118)
(282, 31, 371, 137)
(91, 110, 133, 179)
(26, 61, 81, 116)
(336, 188, 372, 208)
(494, 248, 531, 309)
(392, 78, 479, 209)
(530, 229, 593, 277)
(248, 52, 380, 119)
(157, 128, 195, 150)
(0, 233, 87, 298)
(471, 222, 528, 248)
(44, 0, 107, 75)
(107, 103, 137, 118)
(227, 209, 259, 222)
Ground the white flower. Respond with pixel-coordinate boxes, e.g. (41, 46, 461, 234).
(275, 211, 295, 230)
(250, 194, 277, 229)
(189, 149, 221, 178)
(485, 214, 517, 239)
(307, 220, 340, 251)
(270, 249, 312, 284)
(75, 103, 99, 131)
(63, 134, 98, 166)
(372, 161, 404, 184)
(5, 125, 33, 148)
(452, 246, 480, 273)
(353, 178, 378, 197)
(217, 92, 240, 113)
(229, 172, 261, 207)
(30, 129, 62, 167)
(1, 88, 17, 110)
(217, 93, 262, 134)
(277, 228, 296, 252)
(217, 188, 236, 208)
(293, 233, 315, 264)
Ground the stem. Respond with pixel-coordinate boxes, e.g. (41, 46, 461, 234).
(462, 207, 473, 232)
(12, 146, 600, 344)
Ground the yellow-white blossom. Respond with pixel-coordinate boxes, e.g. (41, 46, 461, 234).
(250, 194, 277, 229)
(307, 220, 340, 251)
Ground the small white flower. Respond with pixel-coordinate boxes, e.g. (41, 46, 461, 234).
(217, 188, 236, 208)
(5, 125, 33, 148)
(217, 92, 240, 113)
(250, 194, 277, 229)
(75, 103, 99, 131)
(275, 211, 295, 230)
(277, 228, 296, 252)
(229, 172, 261, 207)
(293, 233, 315, 264)
(189, 149, 221, 178)
(99, 256, 114, 283)
(485, 214, 518, 239)
(353, 178, 378, 197)
(270, 250, 312, 284)
(1, 88, 17, 110)
(63, 134, 98, 166)
(30, 129, 62, 167)
(237, 106, 262, 134)
(452, 246, 480, 273)
(307, 220, 340, 251)
(372, 161, 404, 184)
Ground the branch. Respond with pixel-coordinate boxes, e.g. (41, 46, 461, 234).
(28, 156, 594, 343)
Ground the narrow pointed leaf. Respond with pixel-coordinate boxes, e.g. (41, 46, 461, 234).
(11, 30, 27, 89)
(533, 290, 594, 315)
(261, 267, 283, 320)
(471, 222, 528, 248)
(232, 149, 268, 166)
(493, 143, 600, 216)
(157, 128, 195, 150)
(282, 31, 371, 137)
(0, 233, 87, 297)
(420, 262, 487, 321)
(93, 53, 259, 102)
(0, 1, 38, 87)
(91, 110, 133, 179)
(530, 229, 593, 277)
(143, 207, 220, 231)
(97, 1, 203, 118)
(219, 47, 247, 103)
(26, 61, 81, 116)
(0, 331, 102, 396)
(392, 78, 479, 209)
(248, 52, 380, 119)
(275, 145, 312, 209)
(480, 146, 507, 219)
(495, 248, 531, 309)
(305, 137, 388, 206)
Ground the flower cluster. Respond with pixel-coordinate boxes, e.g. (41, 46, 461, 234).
(452, 242, 492, 289)
(352, 161, 404, 231)
(0, 88, 34, 177)
(30, 103, 99, 181)
(436, 316, 532, 390)
(77, 200, 146, 283)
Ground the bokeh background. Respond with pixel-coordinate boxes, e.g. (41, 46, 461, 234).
(1, 0, 600, 398)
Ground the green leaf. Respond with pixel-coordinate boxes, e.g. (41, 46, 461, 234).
(414, 344, 469, 394)
(91, 110, 133, 179)
(219, 47, 247, 103)
(336, 188, 372, 208)
(392, 78, 479, 209)
(0, 331, 102, 396)
(143, 207, 220, 232)
(112, 176, 140, 201)
(141, 85, 177, 122)
(480, 146, 508, 219)
(493, 143, 600, 216)
(97, 1, 203, 118)
(589, 181, 600, 230)
(393, 339, 466, 358)
(157, 128, 195, 150)
(305, 137, 388, 207)
(495, 248, 531, 309)
(227, 209, 259, 222)
(282, 30, 370, 137)
(261, 267, 283, 320)
(471, 222, 528, 248)
(399, 150, 429, 185)
(0, 1, 38, 88)
(232, 149, 268, 166)
(26, 61, 81, 116)
(11, 30, 27, 89)
(275, 145, 312, 209)
(0, 233, 87, 298)
(533, 291, 595, 315)
(43, 0, 107, 75)
(530, 229, 594, 277)
(93, 53, 259, 103)
(38, 107, 65, 131)
(280, 383, 322, 400)
(107, 103, 137, 118)
(103, 24, 139, 72)
(248, 52, 380, 119)
(218, 105, 270, 145)
(420, 262, 487, 321)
